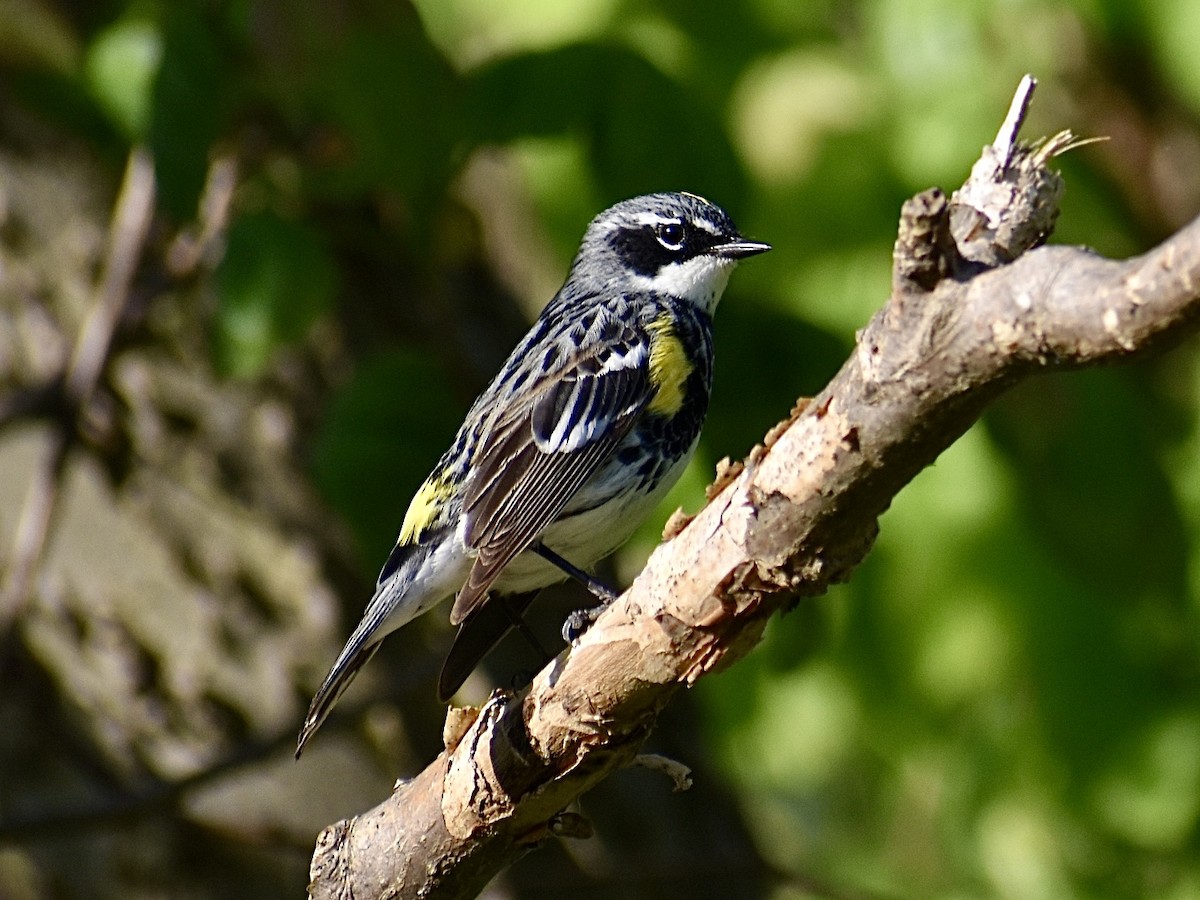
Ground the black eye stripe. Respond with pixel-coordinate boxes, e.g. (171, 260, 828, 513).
(606, 213, 726, 277)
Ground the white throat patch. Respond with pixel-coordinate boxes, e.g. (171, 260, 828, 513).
(632, 254, 736, 314)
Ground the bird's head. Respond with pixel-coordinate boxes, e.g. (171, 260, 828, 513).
(570, 192, 771, 315)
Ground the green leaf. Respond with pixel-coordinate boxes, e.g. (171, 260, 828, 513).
(83, 18, 162, 139)
(85, 6, 227, 218)
(213, 211, 335, 378)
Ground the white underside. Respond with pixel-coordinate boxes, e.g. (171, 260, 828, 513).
(494, 446, 693, 592)
(375, 537, 472, 638)
(367, 442, 696, 640)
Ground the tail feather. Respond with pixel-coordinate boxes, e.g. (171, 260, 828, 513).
(295, 635, 381, 758)
(297, 537, 452, 757)
(437, 590, 540, 701)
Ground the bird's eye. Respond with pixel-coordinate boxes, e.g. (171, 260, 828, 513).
(655, 221, 686, 251)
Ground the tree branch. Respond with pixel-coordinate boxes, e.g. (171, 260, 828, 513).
(306, 79, 1200, 899)
(0, 147, 156, 629)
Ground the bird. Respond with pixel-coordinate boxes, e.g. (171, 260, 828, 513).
(296, 191, 770, 757)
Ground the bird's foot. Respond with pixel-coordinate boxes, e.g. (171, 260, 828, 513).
(561, 598, 613, 644)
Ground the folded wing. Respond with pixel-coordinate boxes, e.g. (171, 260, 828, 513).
(452, 320, 653, 625)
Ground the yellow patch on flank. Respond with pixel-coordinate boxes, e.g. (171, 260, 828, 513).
(399, 473, 451, 544)
(647, 314, 692, 416)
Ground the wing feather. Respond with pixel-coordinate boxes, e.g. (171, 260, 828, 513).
(451, 323, 652, 624)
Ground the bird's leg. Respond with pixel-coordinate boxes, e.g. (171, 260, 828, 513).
(531, 542, 618, 602)
(530, 542, 619, 643)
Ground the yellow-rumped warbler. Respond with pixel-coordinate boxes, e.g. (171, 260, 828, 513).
(296, 192, 770, 756)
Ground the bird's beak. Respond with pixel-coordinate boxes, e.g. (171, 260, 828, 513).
(710, 239, 772, 260)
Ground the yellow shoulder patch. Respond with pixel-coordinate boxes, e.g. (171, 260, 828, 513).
(399, 473, 452, 544)
(647, 314, 692, 416)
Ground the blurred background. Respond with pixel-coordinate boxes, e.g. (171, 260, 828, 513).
(1, 1, 1199, 898)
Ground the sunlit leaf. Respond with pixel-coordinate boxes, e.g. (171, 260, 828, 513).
(84, 18, 162, 138)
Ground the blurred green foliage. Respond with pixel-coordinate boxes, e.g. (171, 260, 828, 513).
(213, 210, 335, 376)
(311, 349, 462, 562)
(4, 0, 1200, 896)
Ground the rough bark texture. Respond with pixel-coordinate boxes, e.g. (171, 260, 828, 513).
(308, 78, 1200, 899)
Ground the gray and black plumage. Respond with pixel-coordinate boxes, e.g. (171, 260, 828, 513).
(296, 192, 770, 757)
